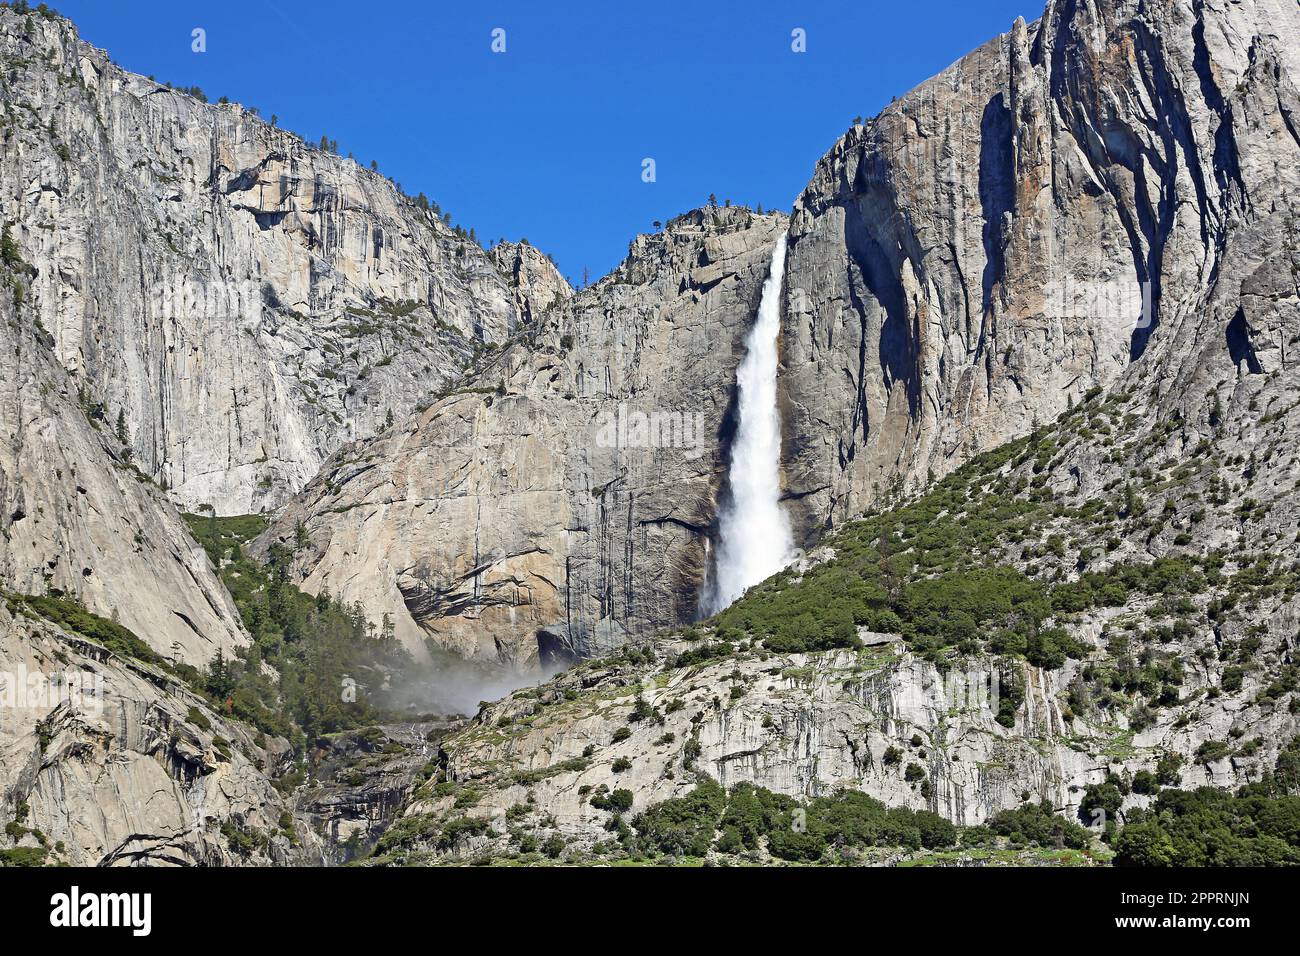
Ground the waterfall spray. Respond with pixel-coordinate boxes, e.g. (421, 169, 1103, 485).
(702, 234, 794, 615)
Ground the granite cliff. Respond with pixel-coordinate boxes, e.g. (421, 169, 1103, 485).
(0, 6, 567, 516)
(261, 208, 788, 668)
(781, 0, 1300, 533)
(1, 200, 314, 864)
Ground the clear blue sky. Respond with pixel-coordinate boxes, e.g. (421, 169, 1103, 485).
(56, 0, 1043, 284)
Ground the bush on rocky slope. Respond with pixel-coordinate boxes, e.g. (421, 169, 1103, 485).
(4, 591, 167, 668)
(626, 782, 1088, 863)
(1110, 738, 1300, 866)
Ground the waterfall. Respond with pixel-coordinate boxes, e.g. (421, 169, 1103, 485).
(702, 233, 794, 615)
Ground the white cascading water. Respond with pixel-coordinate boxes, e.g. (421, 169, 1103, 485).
(702, 233, 795, 615)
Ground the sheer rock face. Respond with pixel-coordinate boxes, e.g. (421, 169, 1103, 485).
(781, 0, 1300, 537)
(0, 9, 566, 515)
(0, 124, 289, 860)
(0, 270, 248, 667)
(261, 209, 788, 668)
(0, 604, 318, 866)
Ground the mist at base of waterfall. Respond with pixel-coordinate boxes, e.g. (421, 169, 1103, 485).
(371, 640, 572, 719)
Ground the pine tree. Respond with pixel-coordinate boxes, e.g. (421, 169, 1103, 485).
(115, 409, 133, 462)
(0, 223, 21, 266)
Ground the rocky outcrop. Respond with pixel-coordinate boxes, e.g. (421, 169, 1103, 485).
(265, 0, 1300, 675)
(781, 0, 1300, 536)
(421, 560, 1296, 856)
(0, 602, 318, 866)
(0, 7, 557, 515)
(298, 720, 457, 864)
(489, 241, 574, 326)
(261, 208, 786, 667)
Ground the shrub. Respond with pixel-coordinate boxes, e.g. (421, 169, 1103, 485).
(632, 778, 725, 856)
(0, 847, 48, 867)
(437, 816, 489, 851)
(1195, 740, 1231, 765)
(1275, 737, 1300, 795)
(1079, 779, 1124, 823)
(718, 782, 797, 851)
(1155, 753, 1184, 786)
(767, 827, 825, 862)
(590, 787, 634, 815)
(0, 223, 22, 267)
(1131, 770, 1158, 795)
(186, 706, 212, 732)
(989, 803, 1089, 849)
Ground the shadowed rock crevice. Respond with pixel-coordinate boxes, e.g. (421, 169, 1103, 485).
(1225, 307, 1264, 374)
(978, 91, 1015, 325)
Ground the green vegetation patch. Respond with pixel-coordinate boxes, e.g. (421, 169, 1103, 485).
(183, 512, 411, 747)
(6, 592, 163, 666)
(630, 779, 960, 862)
